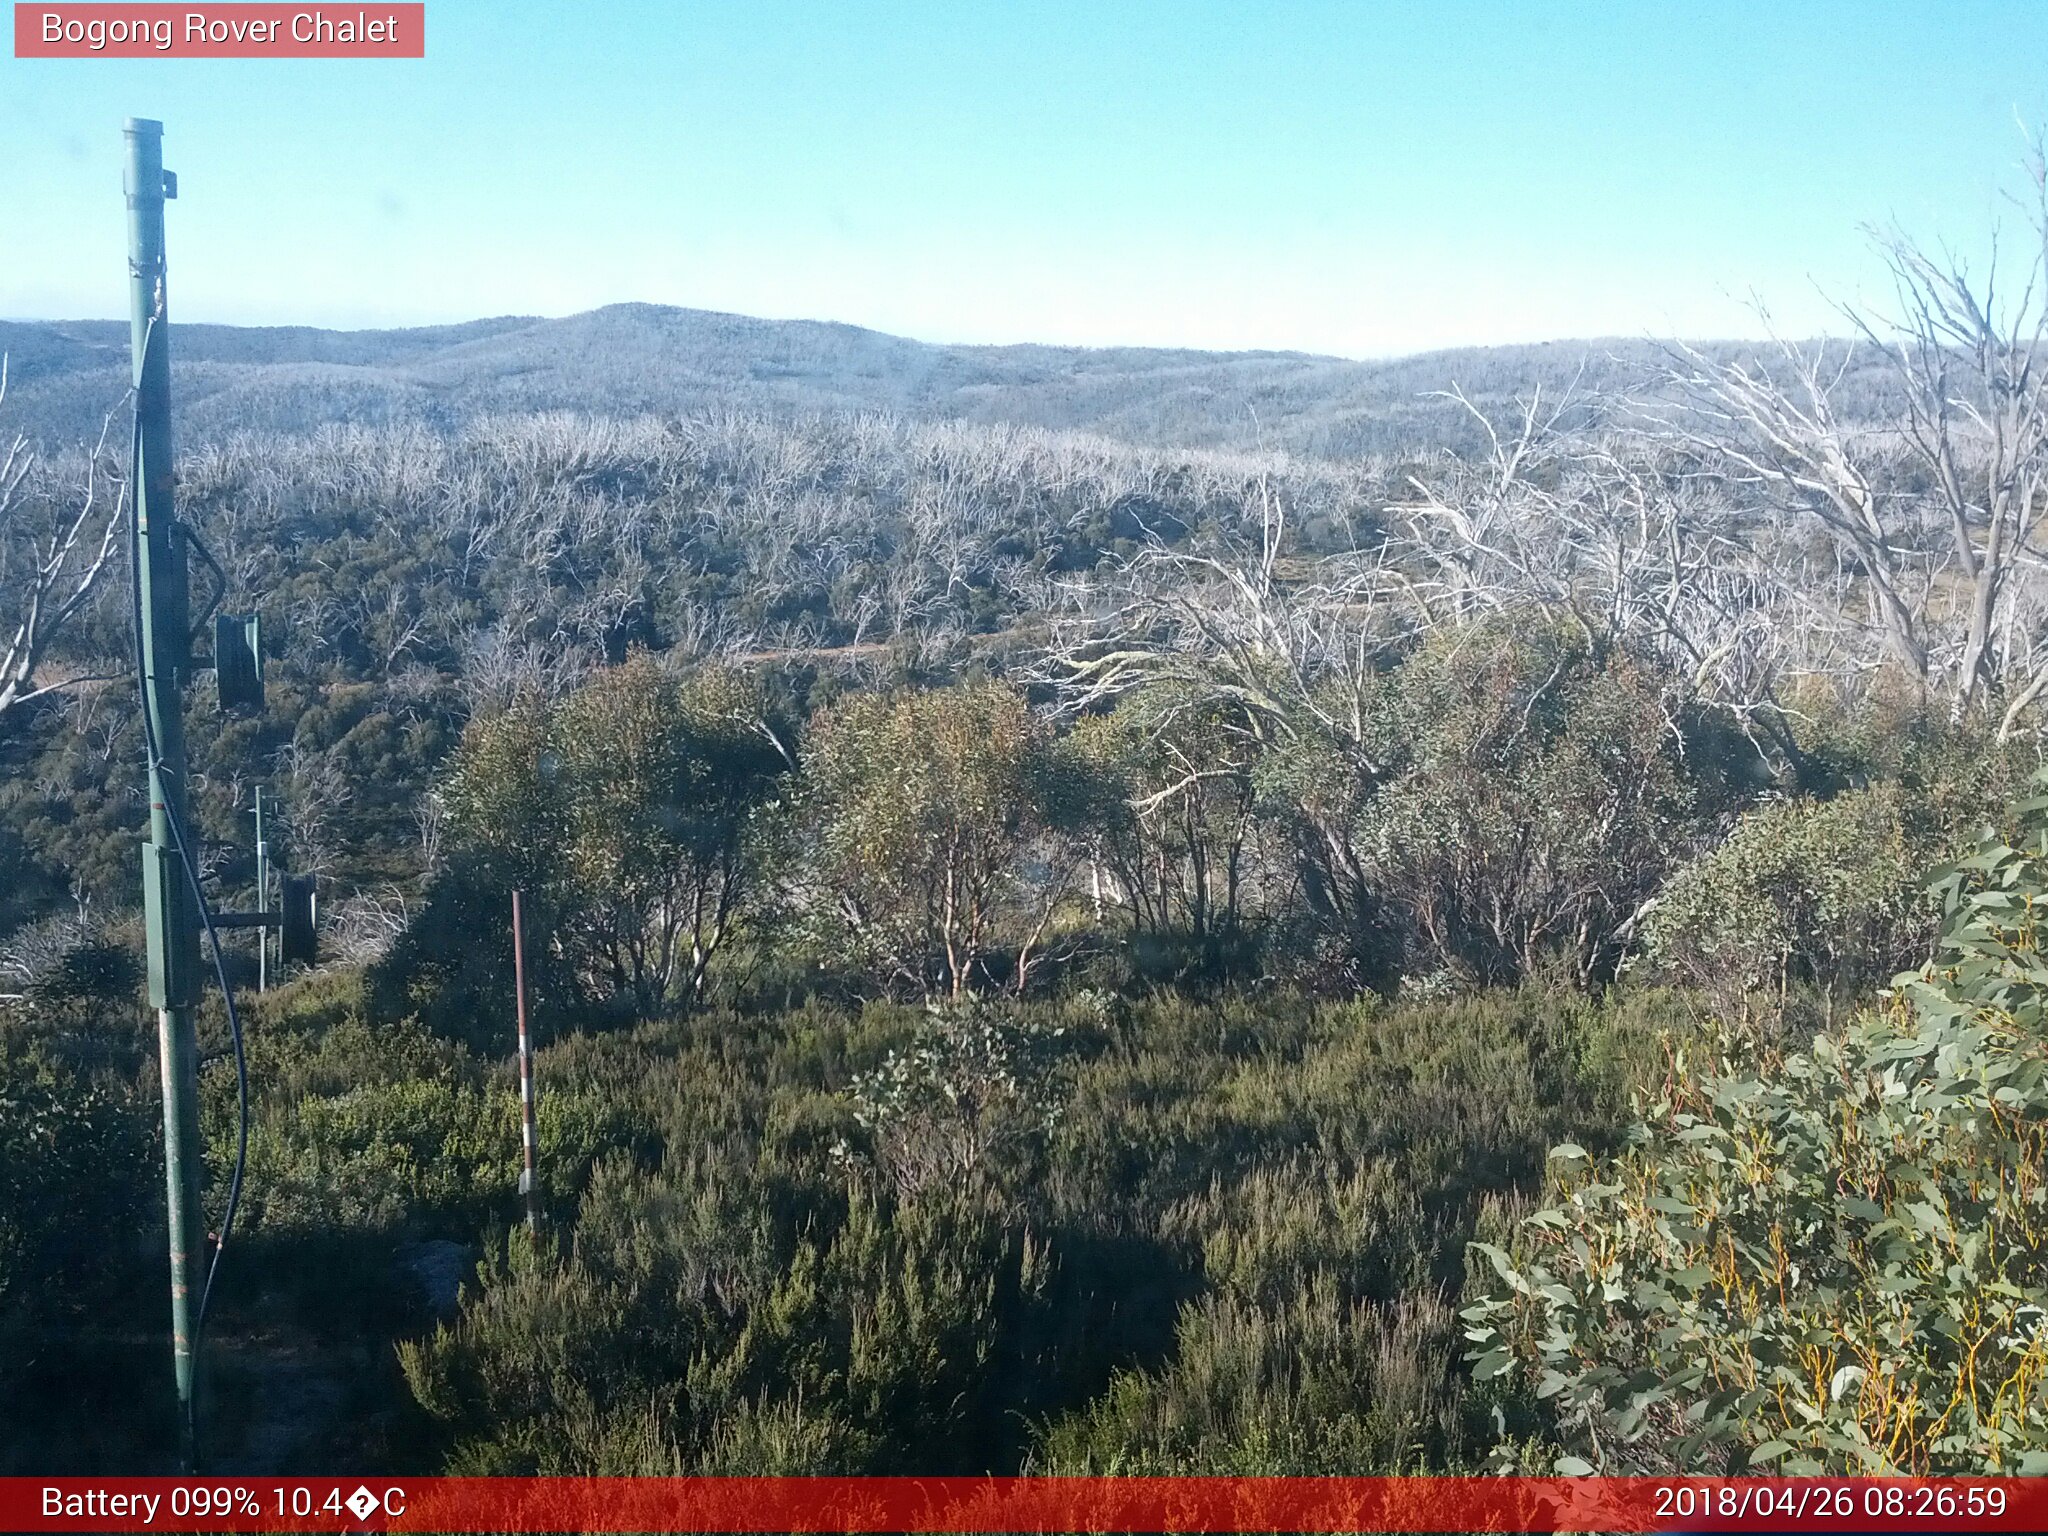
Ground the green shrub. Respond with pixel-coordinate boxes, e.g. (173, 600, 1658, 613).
(1642, 784, 1933, 1015)
(1067, 684, 1275, 973)
(1255, 620, 1727, 989)
(206, 985, 654, 1239)
(412, 654, 790, 1028)
(840, 998, 1077, 1197)
(400, 1159, 1054, 1474)
(0, 1025, 152, 1307)
(1037, 1281, 1463, 1473)
(1464, 775, 2048, 1474)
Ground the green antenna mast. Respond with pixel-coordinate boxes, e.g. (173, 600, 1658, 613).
(124, 115, 206, 1473)
(124, 118, 317, 1471)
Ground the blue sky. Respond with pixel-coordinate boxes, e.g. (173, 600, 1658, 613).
(4, 1, 2047, 356)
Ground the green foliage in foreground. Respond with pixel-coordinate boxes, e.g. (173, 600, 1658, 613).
(1465, 777, 2048, 1474)
(401, 1171, 1052, 1474)
(7, 967, 1655, 1471)
(388, 986, 1659, 1473)
(0, 1029, 151, 1309)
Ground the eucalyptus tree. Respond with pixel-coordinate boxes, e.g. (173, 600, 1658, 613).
(440, 653, 789, 1016)
(801, 681, 1090, 997)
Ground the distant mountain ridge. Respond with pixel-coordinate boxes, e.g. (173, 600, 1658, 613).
(0, 302, 1883, 459)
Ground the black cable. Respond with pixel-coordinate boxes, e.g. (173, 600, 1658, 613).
(126, 327, 251, 1362)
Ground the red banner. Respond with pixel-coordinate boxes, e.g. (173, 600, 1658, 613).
(4, 1476, 2046, 1533)
(13, 4, 424, 57)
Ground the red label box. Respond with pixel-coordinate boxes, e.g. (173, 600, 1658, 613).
(14, 4, 424, 57)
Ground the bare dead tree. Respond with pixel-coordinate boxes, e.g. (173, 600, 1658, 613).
(457, 619, 587, 712)
(1392, 383, 1818, 756)
(1655, 150, 2048, 736)
(321, 885, 415, 965)
(271, 739, 355, 877)
(0, 359, 129, 724)
(1656, 335, 1938, 692)
(1037, 473, 1413, 753)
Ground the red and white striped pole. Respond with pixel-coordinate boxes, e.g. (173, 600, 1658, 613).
(511, 889, 541, 1243)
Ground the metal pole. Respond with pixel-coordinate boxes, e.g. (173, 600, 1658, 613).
(254, 787, 268, 993)
(512, 890, 541, 1241)
(126, 116, 204, 1472)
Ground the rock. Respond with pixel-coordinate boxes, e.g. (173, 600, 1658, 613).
(395, 1239, 472, 1319)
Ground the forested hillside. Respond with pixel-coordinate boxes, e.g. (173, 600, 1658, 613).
(6, 207, 2048, 1478)
(0, 305, 1901, 458)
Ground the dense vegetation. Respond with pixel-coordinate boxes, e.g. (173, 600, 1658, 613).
(8, 202, 2048, 1475)
(1467, 786, 2048, 1474)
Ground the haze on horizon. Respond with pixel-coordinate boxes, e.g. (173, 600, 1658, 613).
(5, 1, 2048, 358)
